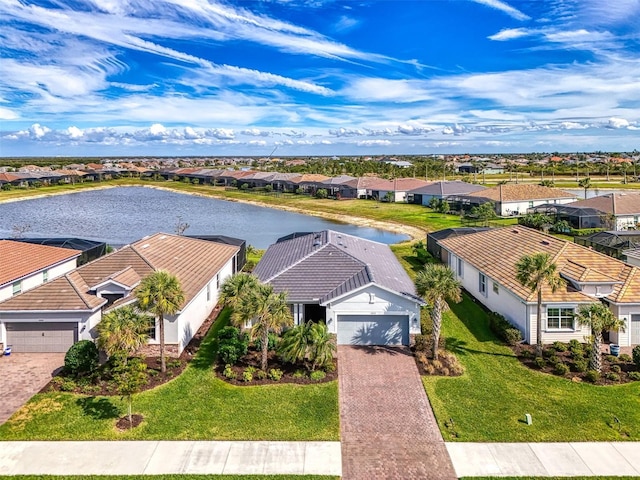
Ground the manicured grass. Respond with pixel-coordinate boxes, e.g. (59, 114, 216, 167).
(0, 476, 338, 480)
(0, 310, 339, 441)
(422, 295, 640, 442)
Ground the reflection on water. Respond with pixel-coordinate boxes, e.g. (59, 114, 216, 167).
(0, 187, 409, 248)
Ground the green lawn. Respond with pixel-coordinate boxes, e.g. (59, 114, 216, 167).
(0, 310, 339, 441)
(422, 295, 640, 442)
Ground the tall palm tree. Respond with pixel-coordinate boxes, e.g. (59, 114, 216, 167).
(136, 270, 185, 373)
(97, 305, 150, 363)
(578, 177, 592, 199)
(219, 273, 259, 313)
(516, 253, 565, 357)
(575, 303, 625, 373)
(233, 283, 293, 371)
(415, 264, 462, 360)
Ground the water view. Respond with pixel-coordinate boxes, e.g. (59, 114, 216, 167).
(0, 187, 408, 248)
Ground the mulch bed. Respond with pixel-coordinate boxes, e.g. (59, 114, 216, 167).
(214, 349, 337, 385)
(514, 343, 639, 385)
(116, 414, 143, 430)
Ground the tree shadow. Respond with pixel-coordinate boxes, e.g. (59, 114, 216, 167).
(347, 345, 412, 357)
(445, 336, 517, 359)
(76, 397, 120, 420)
(448, 294, 498, 343)
(190, 308, 231, 370)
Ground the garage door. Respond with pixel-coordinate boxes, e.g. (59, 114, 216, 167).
(337, 315, 409, 346)
(6, 323, 77, 353)
(631, 315, 640, 345)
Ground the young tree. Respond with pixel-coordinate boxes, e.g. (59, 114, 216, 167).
(515, 253, 565, 357)
(415, 264, 462, 360)
(136, 271, 185, 373)
(575, 303, 625, 373)
(113, 357, 148, 427)
(97, 306, 150, 364)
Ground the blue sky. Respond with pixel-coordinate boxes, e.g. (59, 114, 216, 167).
(0, 0, 639, 157)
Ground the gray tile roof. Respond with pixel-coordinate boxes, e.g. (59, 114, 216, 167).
(407, 180, 486, 196)
(254, 230, 418, 304)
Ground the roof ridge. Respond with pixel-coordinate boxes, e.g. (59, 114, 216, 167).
(129, 243, 158, 270)
(615, 265, 638, 302)
(65, 271, 93, 310)
(261, 238, 331, 283)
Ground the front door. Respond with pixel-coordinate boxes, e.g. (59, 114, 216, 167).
(631, 314, 640, 345)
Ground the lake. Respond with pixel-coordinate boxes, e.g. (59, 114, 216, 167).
(0, 187, 409, 248)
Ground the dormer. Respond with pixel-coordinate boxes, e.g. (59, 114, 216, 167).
(91, 267, 141, 307)
(560, 260, 622, 298)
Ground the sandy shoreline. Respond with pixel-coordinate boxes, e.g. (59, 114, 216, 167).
(0, 183, 424, 243)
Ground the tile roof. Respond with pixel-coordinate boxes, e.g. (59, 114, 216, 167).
(438, 225, 639, 304)
(320, 175, 356, 186)
(465, 184, 577, 202)
(0, 173, 21, 182)
(0, 234, 239, 312)
(254, 230, 418, 304)
(291, 174, 330, 184)
(0, 240, 81, 288)
(408, 181, 487, 196)
(568, 192, 640, 215)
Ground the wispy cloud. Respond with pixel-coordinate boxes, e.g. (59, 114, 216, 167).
(469, 0, 530, 21)
(488, 28, 533, 41)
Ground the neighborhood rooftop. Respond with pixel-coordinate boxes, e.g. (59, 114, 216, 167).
(568, 192, 640, 215)
(464, 184, 577, 202)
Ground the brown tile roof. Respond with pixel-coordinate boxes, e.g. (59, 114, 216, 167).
(0, 234, 239, 312)
(568, 192, 640, 215)
(438, 225, 639, 304)
(291, 174, 330, 184)
(92, 266, 141, 289)
(342, 176, 384, 189)
(0, 173, 20, 182)
(0, 240, 81, 288)
(466, 184, 576, 202)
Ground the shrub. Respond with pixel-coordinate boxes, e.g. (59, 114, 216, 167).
(218, 326, 240, 340)
(292, 370, 307, 379)
(167, 359, 181, 369)
(618, 353, 633, 363)
(585, 370, 600, 383)
(268, 368, 283, 381)
(554, 363, 570, 376)
(552, 341, 567, 352)
(240, 183, 249, 190)
(548, 355, 560, 366)
(503, 328, 523, 346)
(413, 334, 429, 352)
(217, 344, 241, 366)
(310, 370, 326, 382)
(487, 312, 522, 345)
(60, 378, 77, 392)
(217, 329, 249, 366)
(534, 357, 546, 369)
(64, 340, 99, 377)
(520, 350, 533, 359)
(628, 371, 640, 381)
(315, 188, 328, 199)
(611, 364, 622, 374)
(242, 369, 253, 382)
(223, 365, 237, 380)
(605, 355, 618, 364)
(543, 348, 555, 358)
(568, 339, 582, 350)
(605, 372, 620, 382)
(573, 359, 588, 373)
(633, 345, 640, 369)
(255, 369, 267, 380)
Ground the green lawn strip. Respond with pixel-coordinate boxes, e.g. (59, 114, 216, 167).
(422, 295, 640, 442)
(0, 476, 338, 480)
(0, 309, 339, 441)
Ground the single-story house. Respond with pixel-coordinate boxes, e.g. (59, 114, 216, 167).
(528, 203, 605, 230)
(368, 178, 433, 202)
(458, 162, 504, 174)
(288, 174, 331, 194)
(439, 225, 640, 347)
(575, 231, 640, 259)
(254, 230, 424, 346)
(407, 181, 486, 206)
(623, 248, 640, 267)
(564, 193, 640, 231)
(454, 184, 577, 216)
(0, 234, 240, 354)
(337, 176, 384, 199)
(0, 240, 81, 303)
(426, 227, 490, 262)
(319, 175, 356, 197)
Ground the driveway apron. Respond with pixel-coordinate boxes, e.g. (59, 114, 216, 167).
(0, 353, 64, 425)
(339, 346, 457, 480)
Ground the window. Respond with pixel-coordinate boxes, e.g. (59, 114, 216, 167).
(43, 270, 49, 283)
(547, 307, 574, 330)
(216, 274, 220, 290)
(12, 281, 21, 296)
(528, 201, 534, 208)
(206, 283, 211, 301)
(493, 282, 499, 294)
(369, 293, 376, 304)
(479, 273, 487, 296)
(148, 317, 157, 340)
(457, 257, 464, 277)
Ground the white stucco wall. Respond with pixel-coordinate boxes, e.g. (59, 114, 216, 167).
(323, 284, 421, 335)
(609, 303, 640, 347)
(617, 214, 639, 230)
(498, 198, 574, 216)
(0, 257, 77, 302)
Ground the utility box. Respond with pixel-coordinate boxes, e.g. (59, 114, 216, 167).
(525, 413, 532, 425)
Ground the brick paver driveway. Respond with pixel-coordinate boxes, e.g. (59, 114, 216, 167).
(339, 346, 457, 480)
(0, 353, 64, 425)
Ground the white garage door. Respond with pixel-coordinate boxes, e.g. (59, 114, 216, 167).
(337, 315, 409, 346)
(6, 323, 77, 353)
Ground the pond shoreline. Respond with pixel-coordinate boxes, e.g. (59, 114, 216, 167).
(0, 183, 423, 243)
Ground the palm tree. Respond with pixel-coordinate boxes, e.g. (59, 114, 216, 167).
(279, 321, 336, 371)
(415, 264, 462, 360)
(136, 270, 185, 373)
(97, 305, 150, 363)
(219, 273, 259, 313)
(515, 253, 565, 357)
(575, 303, 625, 373)
(578, 177, 592, 199)
(233, 283, 293, 371)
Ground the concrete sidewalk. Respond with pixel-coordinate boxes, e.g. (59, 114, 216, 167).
(0, 441, 342, 476)
(447, 442, 640, 477)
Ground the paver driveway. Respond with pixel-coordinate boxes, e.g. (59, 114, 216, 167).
(339, 346, 457, 480)
(0, 353, 64, 425)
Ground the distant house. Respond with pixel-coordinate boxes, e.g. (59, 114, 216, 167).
(319, 175, 356, 197)
(455, 184, 577, 216)
(426, 227, 490, 262)
(337, 176, 384, 199)
(0, 234, 240, 354)
(407, 181, 486, 206)
(564, 193, 640, 231)
(288, 174, 330, 194)
(575, 231, 640, 259)
(458, 162, 504, 174)
(254, 230, 424, 346)
(439, 226, 640, 347)
(624, 248, 640, 267)
(367, 178, 432, 202)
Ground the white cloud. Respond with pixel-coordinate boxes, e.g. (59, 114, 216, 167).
(341, 78, 432, 103)
(0, 106, 18, 120)
(67, 126, 84, 138)
(334, 16, 359, 32)
(607, 117, 630, 129)
(356, 139, 392, 146)
(488, 28, 532, 41)
(469, 0, 530, 21)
